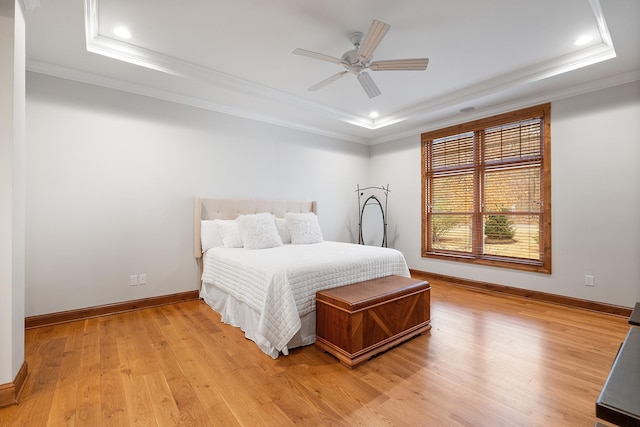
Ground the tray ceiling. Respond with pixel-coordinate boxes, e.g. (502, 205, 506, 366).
(24, 0, 640, 144)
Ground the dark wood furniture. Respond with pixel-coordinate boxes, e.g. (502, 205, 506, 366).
(315, 275, 431, 368)
(596, 305, 640, 427)
(629, 302, 640, 326)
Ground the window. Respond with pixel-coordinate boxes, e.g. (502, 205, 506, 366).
(421, 104, 551, 273)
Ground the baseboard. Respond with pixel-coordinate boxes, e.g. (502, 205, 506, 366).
(0, 361, 28, 408)
(25, 290, 200, 329)
(410, 269, 632, 318)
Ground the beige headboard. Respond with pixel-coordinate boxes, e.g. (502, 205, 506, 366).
(194, 197, 317, 258)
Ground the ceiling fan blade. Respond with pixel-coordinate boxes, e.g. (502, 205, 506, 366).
(308, 71, 348, 91)
(357, 20, 390, 63)
(293, 48, 343, 65)
(357, 72, 381, 98)
(370, 58, 429, 71)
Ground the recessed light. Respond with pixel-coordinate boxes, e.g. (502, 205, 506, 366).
(460, 106, 475, 113)
(369, 111, 379, 119)
(113, 26, 132, 39)
(574, 34, 593, 46)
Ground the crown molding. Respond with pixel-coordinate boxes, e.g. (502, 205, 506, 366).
(372, 41, 616, 133)
(369, 69, 640, 145)
(30, 56, 638, 147)
(22, 0, 613, 145)
(82, 1, 375, 132)
(83, 0, 616, 134)
(26, 59, 370, 144)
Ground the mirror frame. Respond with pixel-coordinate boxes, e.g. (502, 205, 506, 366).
(359, 194, 387, 247)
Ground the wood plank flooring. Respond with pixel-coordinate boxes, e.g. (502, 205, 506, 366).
(0, 280, 629, 426)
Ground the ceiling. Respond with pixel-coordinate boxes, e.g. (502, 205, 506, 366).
(24, 0, 640, 144)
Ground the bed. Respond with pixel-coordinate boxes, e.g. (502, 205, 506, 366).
(194, 197, 411, 358)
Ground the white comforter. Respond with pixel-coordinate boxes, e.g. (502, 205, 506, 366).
(201, 241, 410, 353)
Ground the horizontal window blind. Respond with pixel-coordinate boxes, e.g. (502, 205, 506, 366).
(431, 132, 474, 169)
(422, 104, 551, 273)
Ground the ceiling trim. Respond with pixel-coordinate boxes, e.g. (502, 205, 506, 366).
(47, 0, 622, 145)
(83, 0, 616, 132)
(83, 0, 375, 131)
(25, 59, 370, 144)
(369, 69, 640, 145)
(375, 43, 617, 134)
(28, 59, 637, 147)
(371, 1, 617, 131)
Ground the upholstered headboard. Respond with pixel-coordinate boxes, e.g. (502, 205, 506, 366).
(194, 197, 317, 258)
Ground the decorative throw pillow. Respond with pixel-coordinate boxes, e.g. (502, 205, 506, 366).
(237, 213, 283, 249)
(214, 219, 243, 248)
(201, 220, 222, 252)
(285, 212, 324, 244)
(275, 217, 291, 244)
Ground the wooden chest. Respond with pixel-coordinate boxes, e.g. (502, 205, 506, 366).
(315, 275, 431, 368)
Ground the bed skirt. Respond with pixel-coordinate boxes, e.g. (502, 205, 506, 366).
(199, 282, 317, 359)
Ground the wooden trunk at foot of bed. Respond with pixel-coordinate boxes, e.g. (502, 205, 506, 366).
(315, 275, 431, 368)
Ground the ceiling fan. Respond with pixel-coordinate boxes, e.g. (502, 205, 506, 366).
(293, 19, 429, 98)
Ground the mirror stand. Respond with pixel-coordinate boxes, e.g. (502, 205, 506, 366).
(356, 184, 390, 247)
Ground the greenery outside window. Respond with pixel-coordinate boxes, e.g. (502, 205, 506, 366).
(421, 104, 551, 273)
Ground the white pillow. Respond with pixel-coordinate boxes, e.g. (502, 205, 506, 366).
(237, 213, 283, 249)
(201, 220, 222, 252)
(214, 219, 243, 248)
(275, 217, 291, 244)
(285, 212, 324, 244)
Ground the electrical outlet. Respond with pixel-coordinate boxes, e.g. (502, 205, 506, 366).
(585, 275, 595, 287)
(129, 275, 138, 286)
(138, 274, 147, 285)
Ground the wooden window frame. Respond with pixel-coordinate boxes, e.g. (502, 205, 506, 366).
(421, 104, 551, 274)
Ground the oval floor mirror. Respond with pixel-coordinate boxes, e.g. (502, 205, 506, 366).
(357, 185, 389, 247)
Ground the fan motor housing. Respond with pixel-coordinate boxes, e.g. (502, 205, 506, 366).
(341, 49, 370, 73)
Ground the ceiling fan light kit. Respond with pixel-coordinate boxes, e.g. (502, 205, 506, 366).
(293, 19, 429, 98)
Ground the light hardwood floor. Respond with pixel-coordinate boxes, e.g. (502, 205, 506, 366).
(0, 280, 629, 426)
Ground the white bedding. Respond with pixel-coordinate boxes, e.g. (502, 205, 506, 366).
(200, 241, 410, 358)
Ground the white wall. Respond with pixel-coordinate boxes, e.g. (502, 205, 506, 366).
(24, 72, 640, 315)
(370, 80, 640, 307)
(25, 73, 370, 316)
